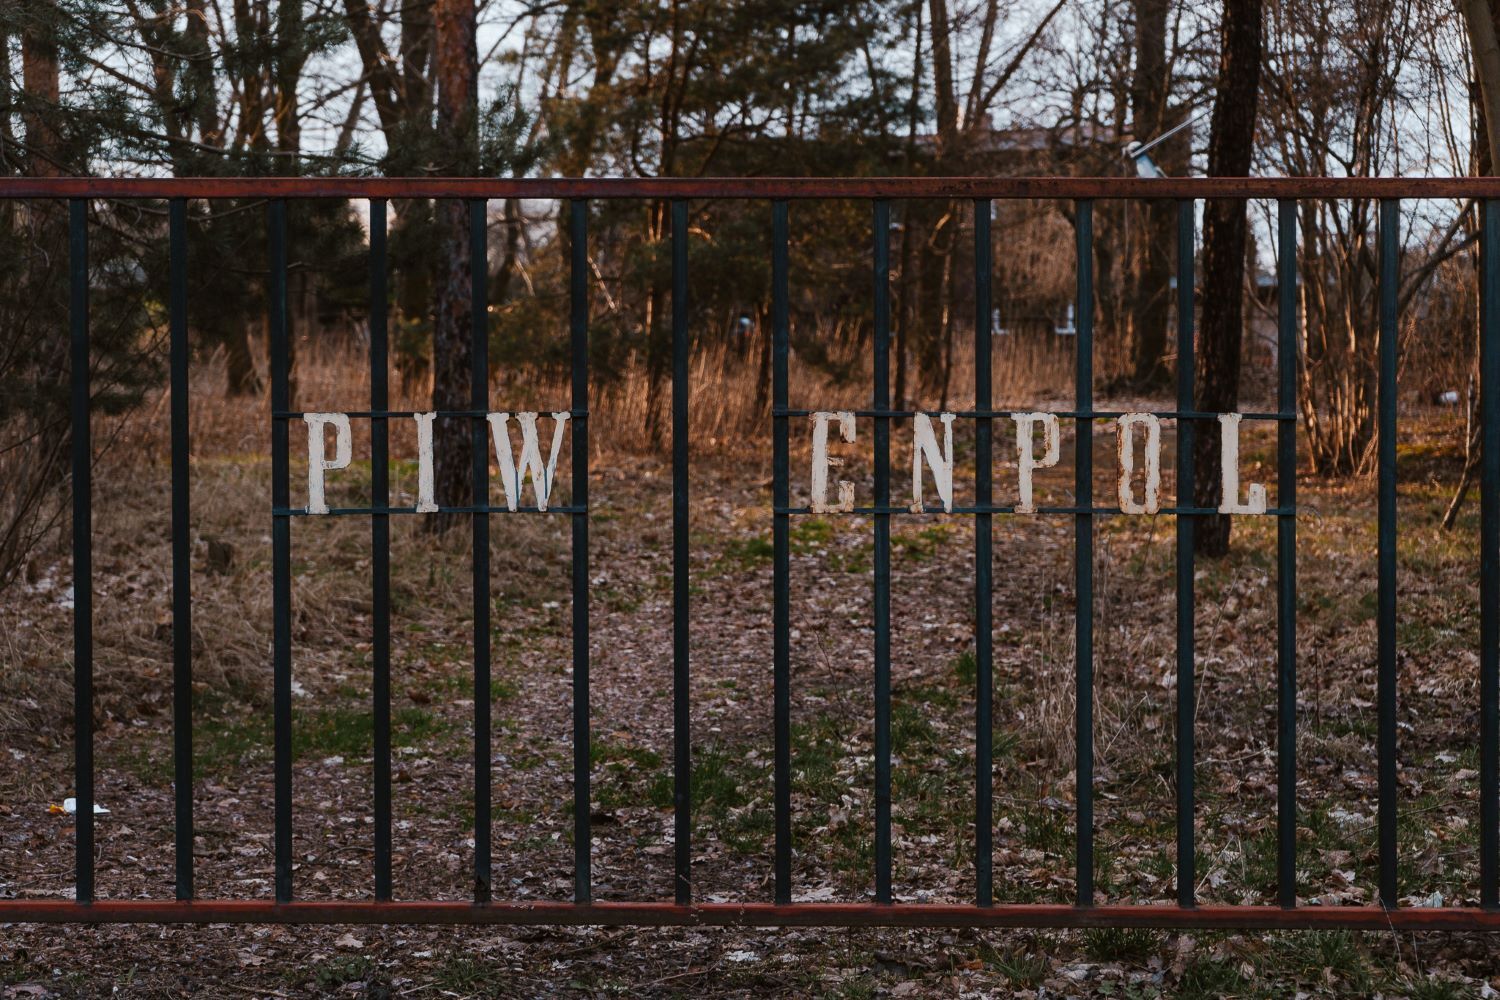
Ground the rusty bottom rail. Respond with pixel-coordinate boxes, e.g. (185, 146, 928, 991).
(4, 900, 1500, 930)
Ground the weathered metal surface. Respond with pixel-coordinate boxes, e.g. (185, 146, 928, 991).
(6, 900, 1500, 930)
(4, 175, 1500, 199)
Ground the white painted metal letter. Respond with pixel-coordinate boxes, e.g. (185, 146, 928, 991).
(1218, 412, 1267, 514)
(413, 412, 438, 513)
(1014, 412, 1061, 514)
(910, 412, 956, 512)
(810, 411, 857, 513)
(302, 412, 352, 515)
(1115, 412, 1162, 515)
(488, 411, 570, 511)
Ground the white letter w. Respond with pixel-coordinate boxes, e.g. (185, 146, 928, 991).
(486, 411, 570, 511)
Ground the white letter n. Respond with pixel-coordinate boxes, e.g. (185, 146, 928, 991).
(910, 412, 956, 512)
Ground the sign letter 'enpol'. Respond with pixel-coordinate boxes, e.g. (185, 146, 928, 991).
(789, 410, 1268, 516)
(1014, 412, 1062, 514)
(1116, 413, 1162, 515)
(810, 411, 857, 513)
(1218, 413, 1268, 514)
(911, 412, 957, 513)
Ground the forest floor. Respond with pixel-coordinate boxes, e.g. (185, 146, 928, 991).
(2, 382, 1499, 998)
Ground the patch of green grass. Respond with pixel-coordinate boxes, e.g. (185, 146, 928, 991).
(952, 649, 976, 687)
(981, 945, 1049, 988)
(891, 699, 939, 749)
(1401, 976, 1473, 1000)
(1141, 848, 1175, 884)
(692, 745, 775, 852)
(1267, 930, 1372, 992)
(791, 517, 835, 551)
(139, 702, 455, 783)
(892, 524, 952, 561)
(711, 519, 845, 574)
(194, 714, 272, 779)
(603, 587, 642, 613)
(787, 713, 873, 878)
(1082, 927, 1159, 962)
(719, 534, 776, 569)
(491, 804, 538, 828)
(822, 976, 877, 999)
(1020, 803, 1072, 856)
(592, 737, 665, 811)
(433, 669, 472, 696)
(433, 956, 503, 996)
(1177, 955, 1254, 999)
(591, 737, 662, 769)
(292, 705, 450, 759)
(309, 955, 375, 990)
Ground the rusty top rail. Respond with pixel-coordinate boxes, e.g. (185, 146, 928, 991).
(0, 175, 1495, 200)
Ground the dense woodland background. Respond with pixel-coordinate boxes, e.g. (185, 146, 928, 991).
(0, 0, 1492, 584)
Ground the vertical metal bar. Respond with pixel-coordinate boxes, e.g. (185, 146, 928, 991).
(1483, 199, 1500, 911)
(269, 199, 293, 904)
(1277, 198, 1300, 908)
(1175, 199, 1195, 909)
(974, 199, 994, 908)
(873, 200, 893, 904)
(470, 199, 492, 904)
(570, 199, 592, 905)
(69, 198, 93, 905)
(1074, 199, 1095, 907)
(772, 201, 793, 905)
(671, 199, 692, 905)
(169, 198, 193, 901)
(369, 198, 392, 901)
(1377, 197, 1399, 910)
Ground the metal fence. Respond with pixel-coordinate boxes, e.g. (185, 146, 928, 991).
(2, 176, 1498, 930)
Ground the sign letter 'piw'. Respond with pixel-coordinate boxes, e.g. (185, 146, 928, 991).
(299, 411, 569, 514)
(303, 413, 352, 515)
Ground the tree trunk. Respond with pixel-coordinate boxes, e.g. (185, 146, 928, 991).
(274, 0, 304, 165)
(927, 0, 958, 148)
(1193, 0, 1262, 558)
(184, 0, 221, 147)
(232, 0, 271, 152)
(643, 3, 683, 448)
(1442, 2, 1500, 527)
(895, 0, 923, 412)
(429, 0, 479, 531)
(1126, 0, 1174, 390)
(1462, 0, 1500, 170)
(21, 9, 62, 178)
